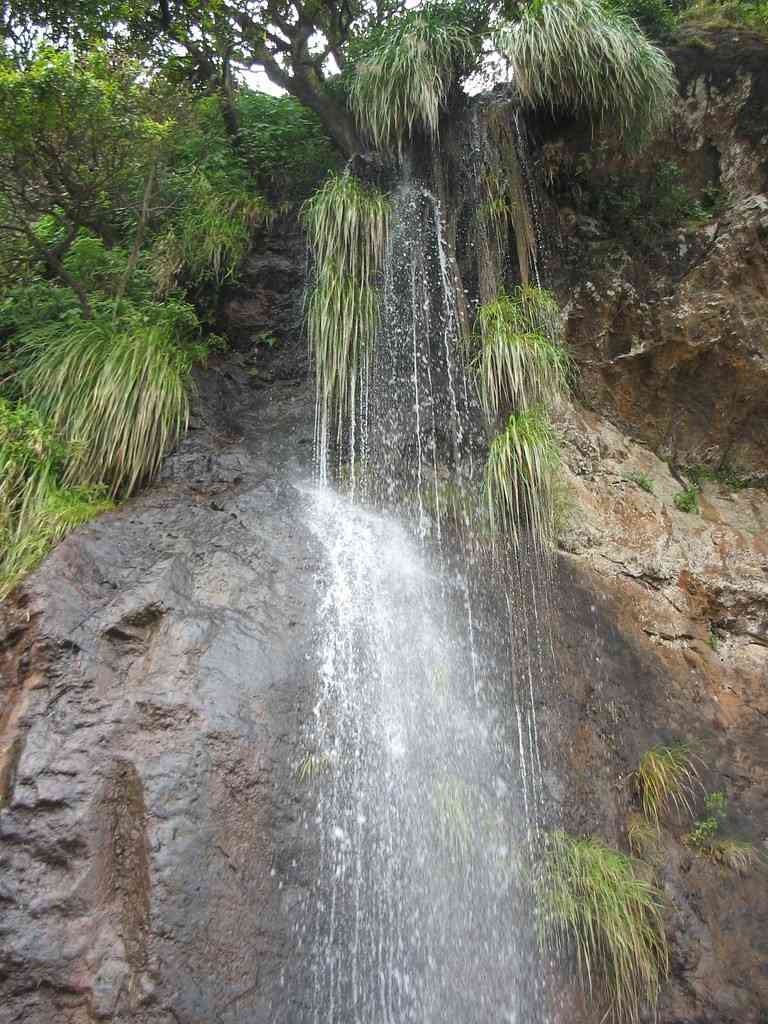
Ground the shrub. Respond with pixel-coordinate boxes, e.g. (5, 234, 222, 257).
(17, 299, 205, 496)
(237, 92, 339, 203)
(349, 4, 479, 152)
(474, 287, 568, 420)
(484, 405, 560, 545)
(632, 743, 700, 829)
(540, 831, 668, 1022)
(494, 0, 677, 142)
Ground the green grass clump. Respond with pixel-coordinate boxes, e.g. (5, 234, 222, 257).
(349, 7, 478, 153)
(673, 484, 700, 514)
(540, 831, 668, 1022)
(152, 172, 271, 292)
(494, 0, 677, 141)
(632, 743, 700, 830)
(301, 173, 389, 448)
(484, 405, 560, 546)
(17, 301, 202, 496)
(624, 470, 654, 494)
(474, 287, 568, 420)
(0, 399, 113, 596)
(626, 812, 659, 858)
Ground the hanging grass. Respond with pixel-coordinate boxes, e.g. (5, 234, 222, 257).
(474, 287, 568, 420)
(301, 174, 389, 446)
(632, 743, 700, 830)
(349, 8, 478, 153)
(301, 173, 389, 282)
(18, 302, 203, 497)
(484, 405, 560, 545)
(540, 831, 668, 1023)
(494, 0, 677, 141)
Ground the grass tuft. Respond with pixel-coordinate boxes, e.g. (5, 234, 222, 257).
(540, 830, 668, 1023)
(494, 0, 677, 141)
(474, 286, 568, 420)
(626, 812, 659, 858)
(484, 405, 560, 546)
(632, 743, 700, 830)
(18, 302, 201, 496)
(349, 8, 478, 153)
(0, 398, 113, 597)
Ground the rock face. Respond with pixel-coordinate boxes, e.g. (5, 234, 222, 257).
(545, 401, 768, 1023)
(552, 30, 768, 481)
(1, 29, 767, 1024)
(0, 364, 319, 1023)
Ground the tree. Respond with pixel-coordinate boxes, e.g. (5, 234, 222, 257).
(2, 1, 416, 156)
(0, 48, 170, 315)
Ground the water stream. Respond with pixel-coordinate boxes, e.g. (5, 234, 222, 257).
(300, 156, 556, 1022)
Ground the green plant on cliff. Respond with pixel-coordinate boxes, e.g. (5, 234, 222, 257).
(0, 399, 114, 596)
(494, 0, 677, 141)
(632, 743, 700, 830)
(540, 830, 668, 1023)
(685, 791, 761, 872)
(301, 173, 389, 446)
(349, 4, 480, 153)
(17, 299, 205, 497)
(673, 483, 700, 514)
(474, 287, 569, 420)
(484, 405, 560, 546)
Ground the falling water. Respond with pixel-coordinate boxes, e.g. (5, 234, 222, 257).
(300, 146, 557, 1021)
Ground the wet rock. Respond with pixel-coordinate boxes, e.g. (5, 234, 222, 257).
(0, 359, 318, 1023)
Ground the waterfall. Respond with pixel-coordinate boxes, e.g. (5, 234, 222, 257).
(299, 143, 557, 1021)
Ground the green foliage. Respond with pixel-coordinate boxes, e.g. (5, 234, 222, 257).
(0, 48, 166, 243)
(494, 0, 677, 142)
(707, 626, 720, 651)
(679, 0, 768, 33)
(473, 287, 569, 420)
(349, 4, 480, 152)
(236, 92, 339, 203)
(685, 791, 761, 872)
(540, 831, 668, 1023)
(550, 156, 715, 249)
(301, 173, 389, 446)
(17, 298, 204, 496)
(632, 743, 700, 829)
(673, 484, 700, 514)
(606, 0, 678, 38)
(484, 405, 560, 546)
(153, 171, 270, 291)
(685, 462, 751, 491)
(624, 470, 655, 494)
(0, 399, 113, 596)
